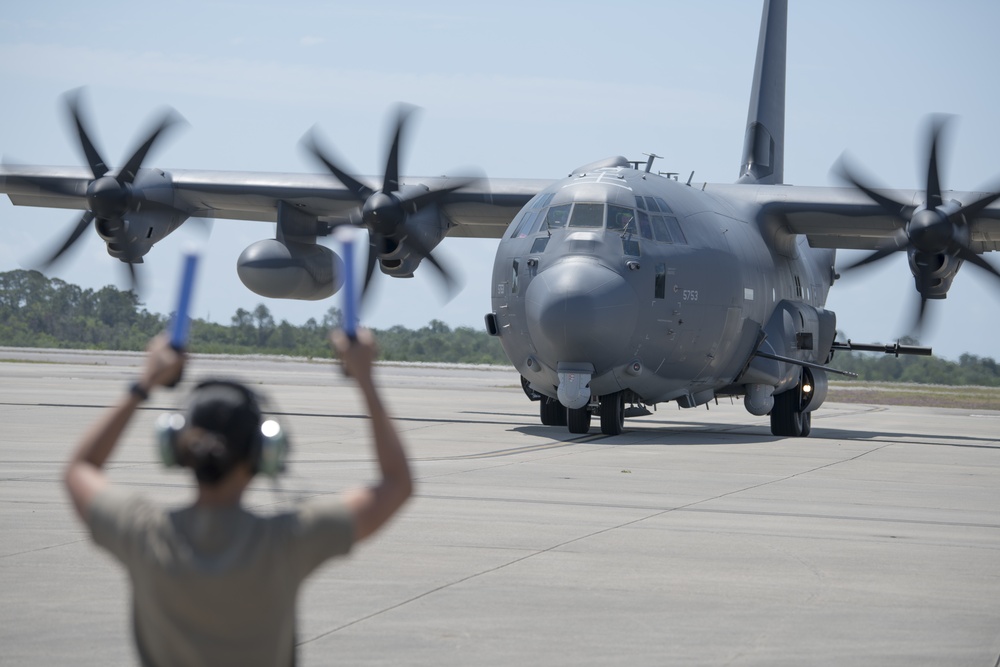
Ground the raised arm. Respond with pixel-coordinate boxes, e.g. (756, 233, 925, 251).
(63, 334, 185, 521)
(332, 328, 413, 541)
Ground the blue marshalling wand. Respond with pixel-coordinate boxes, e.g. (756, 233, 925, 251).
(337, 229, 359, 340)
(169, 250, 199, 350)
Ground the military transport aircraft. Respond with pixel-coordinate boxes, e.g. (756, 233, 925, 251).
(2, 0, 1000, 438)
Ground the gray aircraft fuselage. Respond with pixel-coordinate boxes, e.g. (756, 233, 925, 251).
(490, 159, 836, 422)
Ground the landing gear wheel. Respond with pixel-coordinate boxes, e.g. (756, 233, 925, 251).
(770, 389, 810, 437)
(540, 396, 567, 426)
(600, 391, 625, 436)
(567, 406, 592, 434)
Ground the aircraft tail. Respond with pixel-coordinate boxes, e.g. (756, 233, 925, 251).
(738, 0, 787, 185)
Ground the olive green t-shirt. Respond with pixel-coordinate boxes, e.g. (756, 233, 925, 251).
(88, 487, 354, 666)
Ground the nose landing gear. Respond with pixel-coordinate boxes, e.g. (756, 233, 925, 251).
(599, 391, 625, 436)
(536, 388, 629, 436)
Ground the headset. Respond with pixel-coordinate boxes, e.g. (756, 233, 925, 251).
(155, 380, 289, 479)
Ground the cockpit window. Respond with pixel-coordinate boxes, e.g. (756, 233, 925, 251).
(568, 203, 604, 228)
(535, 192, 555, 209)
(544, 204, 572, 229)
(636, 210, 653, 240)
(654, 197, 673, 214)
(650, 215, 672, 243)
(664, 216, 687, 244)
(508, 209, 538, 238)
(631, 195, 688, 244)
(607, 205, 635, 231)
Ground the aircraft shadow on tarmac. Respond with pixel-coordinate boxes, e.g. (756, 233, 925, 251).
(509, 421, 1000, 449)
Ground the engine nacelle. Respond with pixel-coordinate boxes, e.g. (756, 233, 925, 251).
(377, 197, 449, 278)
(237, 239, 343, 300)
(907, 249, 961, 299)
(99, 209, 187, 262)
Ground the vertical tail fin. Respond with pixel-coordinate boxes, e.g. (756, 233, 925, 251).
(738, 0, 787, 185)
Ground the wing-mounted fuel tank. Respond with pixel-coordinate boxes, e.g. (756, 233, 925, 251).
(237, 200, 344, 300)
(739, 300, 836, 415)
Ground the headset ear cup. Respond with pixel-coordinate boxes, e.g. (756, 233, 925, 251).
(257, 419, 288, 476)
(155, 414, 186, 467)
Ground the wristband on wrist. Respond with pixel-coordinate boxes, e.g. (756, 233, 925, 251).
(129, 381, 150, 402)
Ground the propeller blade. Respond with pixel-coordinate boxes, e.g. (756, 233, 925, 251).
(840, 228, 909, 272)
(913, 293, 930, 334)
(362, 236, 379, 301)
(909, 269, 933, 335)
(118, 109, 184, 184)
(399, 232, 458, 295)
(41, 210, 95, 268)
(382, 105, 416, 194)
(956, 245, 1000, 282)
(842, 246, 900, 271)
(186, 215, 215, 239)
(399, 176, 481, 214)
(63, 89, 109, 180)
(836, 160, 910, 221)
(111, 223, 140, 292)
(924, 116, 949, 209)
(953, 188, 1000, 221)
(300, 128, 373, 202)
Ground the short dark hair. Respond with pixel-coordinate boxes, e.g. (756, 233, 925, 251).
(183, 380, 262, 483)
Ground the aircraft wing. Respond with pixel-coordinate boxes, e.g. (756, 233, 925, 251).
(706, 184, 1000, 253)
(0, 165, 549, 239)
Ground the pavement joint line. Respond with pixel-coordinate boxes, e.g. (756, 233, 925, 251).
(299, 441, 903, 647)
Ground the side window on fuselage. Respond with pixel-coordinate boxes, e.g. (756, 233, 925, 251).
(635, 194, 687, 244)
(636, 210, 653, 240)
(509, 210, 538, 238)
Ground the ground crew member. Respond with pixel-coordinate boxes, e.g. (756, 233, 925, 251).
(63, 328, 412, 666)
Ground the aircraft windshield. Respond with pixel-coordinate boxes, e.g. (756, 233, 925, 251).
(545, 204, 572, 229)
(508, 198, 684, 244)
(567, 203, 604, 228)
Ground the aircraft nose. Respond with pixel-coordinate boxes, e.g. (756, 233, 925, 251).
(524, 259, 638, 370)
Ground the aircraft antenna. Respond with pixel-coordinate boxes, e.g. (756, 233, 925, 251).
(643, 153, 662, 173)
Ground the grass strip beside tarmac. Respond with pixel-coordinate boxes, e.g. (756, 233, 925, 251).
(828, 382, 1000, 411)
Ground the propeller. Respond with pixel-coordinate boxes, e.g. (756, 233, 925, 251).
(836, 115, 1000, 332)
(301, 105, 475, 302)
(24, 88, 184, 290)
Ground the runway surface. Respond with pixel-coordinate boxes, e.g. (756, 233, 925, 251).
(1, 348, 999, 666)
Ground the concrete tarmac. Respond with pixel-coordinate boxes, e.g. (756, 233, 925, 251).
(1, 348, 999, 666)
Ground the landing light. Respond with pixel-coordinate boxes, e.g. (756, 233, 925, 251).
(803, 383, 813, 394)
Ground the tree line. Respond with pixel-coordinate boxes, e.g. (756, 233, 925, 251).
(0, 269, 998, 385)
(0, 270, 508, 364)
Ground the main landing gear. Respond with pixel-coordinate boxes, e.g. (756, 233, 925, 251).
(541, 391, 627, 436)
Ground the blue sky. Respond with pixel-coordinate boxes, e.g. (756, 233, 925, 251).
(2, 1, 1000, 361)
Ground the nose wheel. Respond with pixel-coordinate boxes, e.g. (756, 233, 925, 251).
(540, 392, 627, 435)
(600, 391, 625, 436)
(540, 396, 567, 426)
(567, 406, 592, 433)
